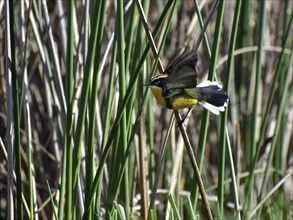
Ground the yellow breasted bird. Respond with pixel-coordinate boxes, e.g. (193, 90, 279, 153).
(146, 49, 229, 117)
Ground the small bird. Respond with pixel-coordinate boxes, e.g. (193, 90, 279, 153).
(145, 49, 229, 123)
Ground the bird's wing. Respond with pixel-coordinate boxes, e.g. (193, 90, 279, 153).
(163, 49, 198, 97)
(165, 48, 198, 74)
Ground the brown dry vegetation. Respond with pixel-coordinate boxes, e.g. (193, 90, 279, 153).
(0, 1, 292, 219)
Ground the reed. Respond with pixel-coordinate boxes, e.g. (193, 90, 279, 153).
(1, 1, 292, 219)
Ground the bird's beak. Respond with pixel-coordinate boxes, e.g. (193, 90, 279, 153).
(143, 82, 150, 87)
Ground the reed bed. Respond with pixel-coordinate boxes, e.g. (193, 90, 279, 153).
(0, 0, 292, 219)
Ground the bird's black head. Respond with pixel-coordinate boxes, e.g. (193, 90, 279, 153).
(147, 74, 169, 88)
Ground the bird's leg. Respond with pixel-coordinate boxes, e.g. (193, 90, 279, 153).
(177, 108, 192, 127)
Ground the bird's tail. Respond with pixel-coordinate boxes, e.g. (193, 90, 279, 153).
(196, 81, 229, 115)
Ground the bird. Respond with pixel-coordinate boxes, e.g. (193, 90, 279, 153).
(145, 48, 229, 124)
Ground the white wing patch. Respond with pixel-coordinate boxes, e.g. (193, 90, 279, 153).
(199, 101, 225, 115)
(197, 80, 222, 89)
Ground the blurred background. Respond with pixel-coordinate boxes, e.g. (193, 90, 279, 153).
(0, 0, 292, 219)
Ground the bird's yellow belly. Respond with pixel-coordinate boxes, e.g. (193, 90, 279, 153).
(150, 86, 198, 109)
(171, 96, 198, 109)
(150, 86, 168, 108)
